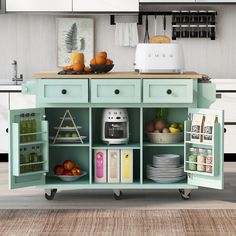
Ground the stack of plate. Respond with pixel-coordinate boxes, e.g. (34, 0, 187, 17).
(146, 154, 186, 183)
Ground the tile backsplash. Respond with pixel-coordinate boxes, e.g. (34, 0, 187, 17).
(0, 5, 235, 80)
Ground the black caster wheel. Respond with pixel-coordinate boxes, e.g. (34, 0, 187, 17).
(113, 191, 123, 200)
(179, 189, 184, 194)
(45, 189, 57, 200)
(181, 193, 191, 200)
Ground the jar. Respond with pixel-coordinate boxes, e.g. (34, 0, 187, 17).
(199, 25, 208, 38)
(206, 149, 213, 173)
(188, 147, 198, 171)
(197, 148, 206, 172)
(190, 10, 198, 24)
(181, 25, 189, 38)
(172, 10, 181, 24)
(208, 25, 216, 39)
(190, 25, 198, 38)
(181, 10, 189, 24)
(172, 25, 181, 39)
(208, 10, 216, 24)
(199, 10, 208, 23)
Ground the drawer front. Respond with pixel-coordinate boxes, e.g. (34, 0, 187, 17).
(91, 79, 141, 103)
(143, 79, 193, 103)
(224, 125, 236, 154)
(38, 79, 88, 103)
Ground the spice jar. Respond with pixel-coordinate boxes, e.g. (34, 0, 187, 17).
(181, 10, 189, 24)
(206, 149, 213, 173)
(172, 10, 181, 24)
(199, 25, 208, 38)
(188, 147, 198, 171)
(208, 25, 216, 39)
(181, 25, 189, 38)
(197, 148, 206, 172)
(190, 25, 198, 38)
(199, 10, 208, 23)
(208, 10, 216, 24)
(190, 10, 198, 24)
(172, 25, 181, 39)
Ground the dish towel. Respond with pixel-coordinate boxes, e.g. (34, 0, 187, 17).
(115, 23, 139, 47)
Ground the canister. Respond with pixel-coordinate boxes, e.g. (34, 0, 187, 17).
(188, 147, 198, 171)
(206, 149, 213, 173)
(197, 148, 206, 172)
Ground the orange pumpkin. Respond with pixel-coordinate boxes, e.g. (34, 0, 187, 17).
(63, 65, 73, 71)
(90, 58, 97, 65)
(73, 63, 85, 73)
(96, 51, 107, 59)
(84, 67, 92, 73)
(96, 57, 106, 65)
(106, 59, 113, 65)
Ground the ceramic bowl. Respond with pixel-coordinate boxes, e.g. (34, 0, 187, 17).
(56, 171, 87, 182)
(90, 64, 114, 74)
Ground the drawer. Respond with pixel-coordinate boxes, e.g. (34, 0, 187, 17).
(143, 79, 193, 104)
(38, 79, 88, 104)
(224, 125, 236, 154)
(91, 79, 141, 103)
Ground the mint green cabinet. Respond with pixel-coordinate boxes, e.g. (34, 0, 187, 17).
(91, 79, 141, 103)
(9, 78, 224, 200)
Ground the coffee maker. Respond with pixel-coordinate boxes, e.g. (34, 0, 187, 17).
(102, 108, 129, 145)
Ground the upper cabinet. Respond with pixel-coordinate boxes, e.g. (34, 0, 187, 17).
(140, 0, 195, 2)
(73, 0, 139, 12)
(6, 0, 72, 12)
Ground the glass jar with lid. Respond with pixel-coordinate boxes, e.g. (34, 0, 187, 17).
(181, 25, 190, 38)
(172, 10, 181, 24)
(208, 10, 216, 24)
(206, 149, 213, 173)
(199, 25, 208, 38)
(188, 147, 198, 171)
(199, 10, 208, 23)
(190, 25, 198, 38)
(197, 148, 207, 172)
(190, 10, 198, 24)
(208, 25, 216, 39)
(172, 25, 181, 39)
(181, 10, 190, 24)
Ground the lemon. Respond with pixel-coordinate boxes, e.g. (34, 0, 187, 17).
(169, 127, 181, 134)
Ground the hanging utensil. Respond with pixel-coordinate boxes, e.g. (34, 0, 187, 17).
(154, 15, 157, 36)
(144, 15, 150, 43)
(163, 15, 167, 36)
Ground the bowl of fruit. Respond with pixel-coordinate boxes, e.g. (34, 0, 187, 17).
(145, 109, 184, 144)
(53, 160, 87, 182)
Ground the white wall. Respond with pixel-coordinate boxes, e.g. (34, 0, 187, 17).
(0, 5, 235, 80)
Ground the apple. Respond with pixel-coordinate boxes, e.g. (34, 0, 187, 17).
(62, 170, 73, 176)
(54, 164, 64, 175)
(162, 128, 170, 133)
(63, 160, 75, 170)
(145, 121, 155, 132)
(74, 163, 80, 169)
(71, 167, 81, 176)
(154, 119, 166, 132)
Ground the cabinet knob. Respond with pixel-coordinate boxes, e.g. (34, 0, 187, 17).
(114, 89, 120, 95)
(167, 89, 172, 95)
(224, 128, 227, 133)
(61, 89, 67, 95)
(6, 128, 8, 133)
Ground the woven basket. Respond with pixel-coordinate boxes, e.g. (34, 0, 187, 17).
(147, 132, 184, 144)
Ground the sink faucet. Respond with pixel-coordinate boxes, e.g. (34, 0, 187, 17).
(12, 60, 23, 85)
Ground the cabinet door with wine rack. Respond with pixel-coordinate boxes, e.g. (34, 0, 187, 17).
(185, 108, 224, 190)
(9, 108, 48, 189)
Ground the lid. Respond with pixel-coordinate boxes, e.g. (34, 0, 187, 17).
(190, 10, 198, 13)
(199, 25, 207, 27)
(181, 25, 189, 27)
(190, 147, 197, 152)
(172, 10, 180, 13)
(208, 25, 216, 28)
(173, 25, 181, 27)
(190, 25, 198, 27)
(207, 149, 213, 154)
(208, 10, 216, 13)
(199, 10, 207, 13)
(181, 10, 189, 13)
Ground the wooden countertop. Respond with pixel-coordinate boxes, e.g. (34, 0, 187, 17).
(32, 72, 203, 79)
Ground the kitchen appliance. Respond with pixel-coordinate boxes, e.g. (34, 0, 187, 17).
(134, 43, 184, 74)
(102, 108, 129, 145)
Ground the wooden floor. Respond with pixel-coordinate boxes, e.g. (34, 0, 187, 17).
(1, 162, 236, 209)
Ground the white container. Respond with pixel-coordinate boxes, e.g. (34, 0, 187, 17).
(94, 150, 107, 183)
(121, 149, 133, 183)
(108, 150, 120, 183)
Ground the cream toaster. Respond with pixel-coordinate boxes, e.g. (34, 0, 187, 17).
(134, 43, 184, 74)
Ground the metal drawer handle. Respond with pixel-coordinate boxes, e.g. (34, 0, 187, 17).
(114, 89, 120, 95)
(224, 128, 227, 133)
(61, 89, 67, 95)
(6, 128, 8, 133)
(167, 89, 172, 95)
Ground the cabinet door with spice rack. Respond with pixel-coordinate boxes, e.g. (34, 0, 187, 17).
(185, 108, 224, 190)
(9, 108, 49, 189)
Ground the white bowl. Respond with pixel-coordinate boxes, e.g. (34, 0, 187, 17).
(56, 171, 87, 182)
(146, 132, 183, 144)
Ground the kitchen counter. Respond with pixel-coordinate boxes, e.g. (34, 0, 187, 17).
(32, 72, 202, 79)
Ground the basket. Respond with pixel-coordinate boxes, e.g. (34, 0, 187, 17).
(146, 132, 184, 144)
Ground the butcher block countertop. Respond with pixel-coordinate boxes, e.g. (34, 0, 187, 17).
(32, 72, 203, 79)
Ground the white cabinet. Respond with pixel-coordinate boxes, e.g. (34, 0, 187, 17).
(73, 0, 139, 12)
(6, 0, 72, 12)
(10, 93, 36, 110)
(0, 93, 9, 154)
(140, 0, 195, 2)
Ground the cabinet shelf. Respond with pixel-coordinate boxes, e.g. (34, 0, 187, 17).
(49, 142, 90, 147)
(20, 131, 47, 136)
(185, 170, 213, 176)
(186, 161, 213, 166)
(18, 170, 47, 177)
(92, 143, 140, 149)
(20, 161, 46, 166)
(185, 141, 213, 147)
(143, 142, 184, 147)
(20, 141, 47, 146)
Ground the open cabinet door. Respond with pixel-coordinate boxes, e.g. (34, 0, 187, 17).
(9, 108, 48, 189)
(185, 108, 224, 190)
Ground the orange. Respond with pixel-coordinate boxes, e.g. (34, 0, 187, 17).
(96, 57, 106, 65)
(73, 63, 85, 73)
(96, 51, 107, 59)
(90, 58, 97, 65)
(106, 59, 113, 65)
(84, 67, 92, 73)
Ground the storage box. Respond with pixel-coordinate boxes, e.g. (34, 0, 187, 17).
(121, 149, 133, 183)
(94, 149, 107, 183)
(108, 150, 120, 183)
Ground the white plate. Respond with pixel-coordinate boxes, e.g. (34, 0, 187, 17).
(50, 136, 87, 142)
(55, 171, 87, 182)
(148, 175, 187, 184)
(54, 126, 82, 131)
